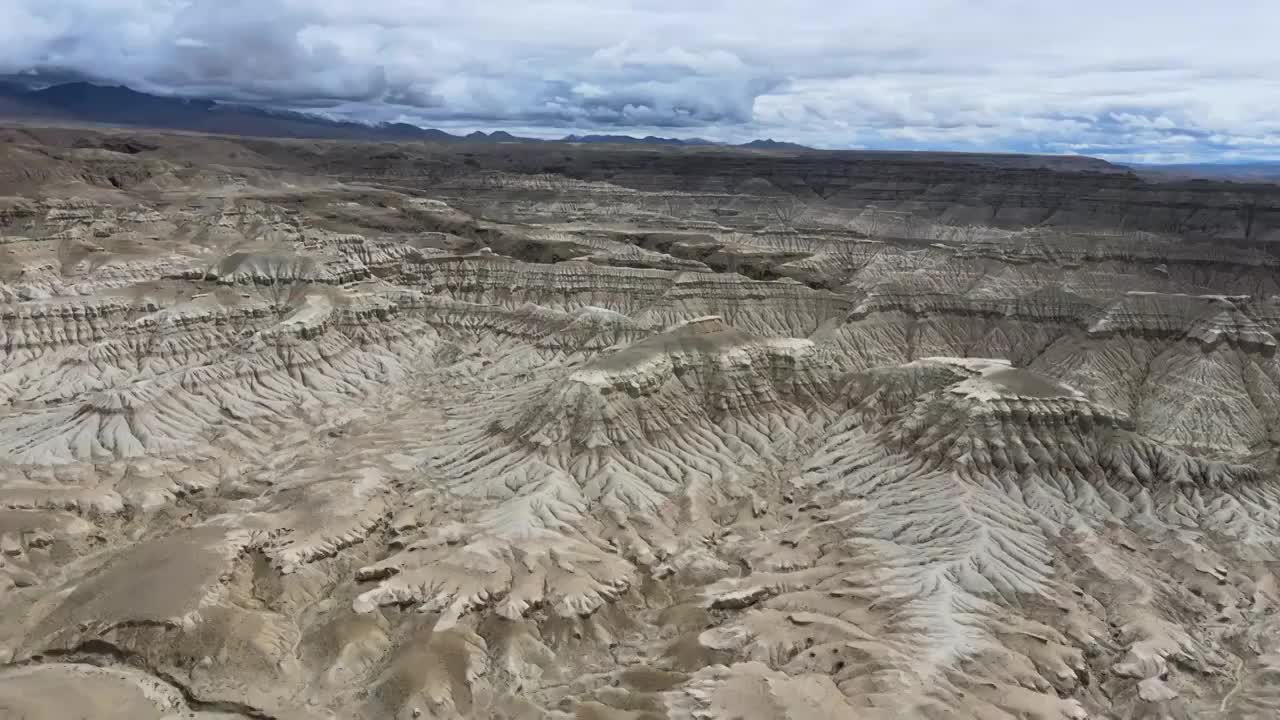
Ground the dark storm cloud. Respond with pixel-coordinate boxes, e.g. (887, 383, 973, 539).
(2, 0, 1279, 161)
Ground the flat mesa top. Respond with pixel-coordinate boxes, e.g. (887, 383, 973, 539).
(983, 367, 1080, 399)
(928, 359, 1089, 403)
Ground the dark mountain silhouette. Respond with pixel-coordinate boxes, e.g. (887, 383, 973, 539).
(465, 130, 522, 142)
(0, 81, 452, 141)
(740, 138, 811, 151)
(0, 80, 812, 149)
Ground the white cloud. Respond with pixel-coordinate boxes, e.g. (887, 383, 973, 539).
(1, 0, 1278, 161)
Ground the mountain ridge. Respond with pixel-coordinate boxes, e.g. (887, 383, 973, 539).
(0, 79, 815, 150)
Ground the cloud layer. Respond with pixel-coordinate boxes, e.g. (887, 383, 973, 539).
(3, 0, 1279, 162)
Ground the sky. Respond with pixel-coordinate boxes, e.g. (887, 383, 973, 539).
(2, 0, 1279, 163)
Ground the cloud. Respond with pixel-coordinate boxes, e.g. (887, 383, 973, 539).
(2, 0, 1279, 162)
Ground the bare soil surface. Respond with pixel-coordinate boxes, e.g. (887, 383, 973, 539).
(2, 125, 1280, 719)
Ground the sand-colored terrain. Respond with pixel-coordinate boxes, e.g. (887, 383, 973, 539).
(2, 126, 1280, 719)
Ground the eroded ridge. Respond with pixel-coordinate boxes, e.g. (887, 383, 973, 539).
(353, 316, 835, 628)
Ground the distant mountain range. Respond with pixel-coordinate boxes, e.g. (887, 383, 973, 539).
(558, 134, 809, 150)
(0, 80, 812, 150)
(1128, 162, 1280, 183)
(563, 133, 719, 146)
